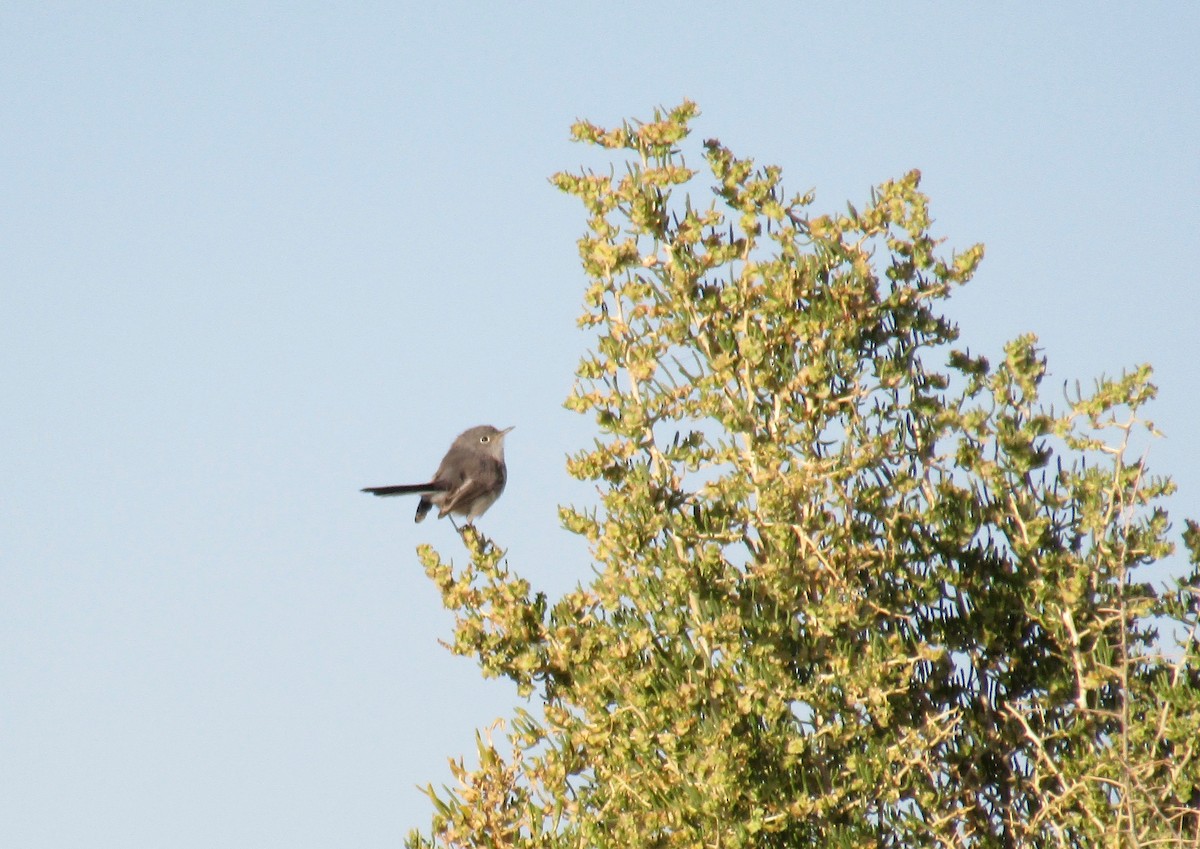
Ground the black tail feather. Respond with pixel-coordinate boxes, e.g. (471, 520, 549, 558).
(361, 482, 441, 497)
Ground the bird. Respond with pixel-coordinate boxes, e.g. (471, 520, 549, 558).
(361, 425, 513, 529)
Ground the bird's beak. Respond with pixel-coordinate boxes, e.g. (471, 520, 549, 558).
(500, 426, 515, 436)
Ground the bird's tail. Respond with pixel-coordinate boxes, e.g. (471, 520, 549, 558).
(361, 482, 441, 497)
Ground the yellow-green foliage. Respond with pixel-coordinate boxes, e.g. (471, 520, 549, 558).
(409, 103, 1200, 849)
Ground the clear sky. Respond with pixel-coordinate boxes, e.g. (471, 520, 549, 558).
(3, 4, 1197, 847)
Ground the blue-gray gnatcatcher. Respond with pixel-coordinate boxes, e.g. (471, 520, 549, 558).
(362, 425, 513, 528)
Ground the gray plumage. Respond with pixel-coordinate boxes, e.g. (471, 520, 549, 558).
(362, 425, 513, 527)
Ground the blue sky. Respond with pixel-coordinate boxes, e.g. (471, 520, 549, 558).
(3, 4, 1198, 847)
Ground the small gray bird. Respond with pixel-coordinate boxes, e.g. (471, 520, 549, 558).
(362, 425, 513, 528)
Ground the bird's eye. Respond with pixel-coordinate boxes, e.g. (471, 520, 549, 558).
(480, 435, 490, 443)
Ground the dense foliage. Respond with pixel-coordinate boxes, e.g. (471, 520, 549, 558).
(409, 102, 1200, 848)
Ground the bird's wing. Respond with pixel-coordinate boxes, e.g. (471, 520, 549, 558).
(435, 455, 504, 516)
(436, 476, 490, 516)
